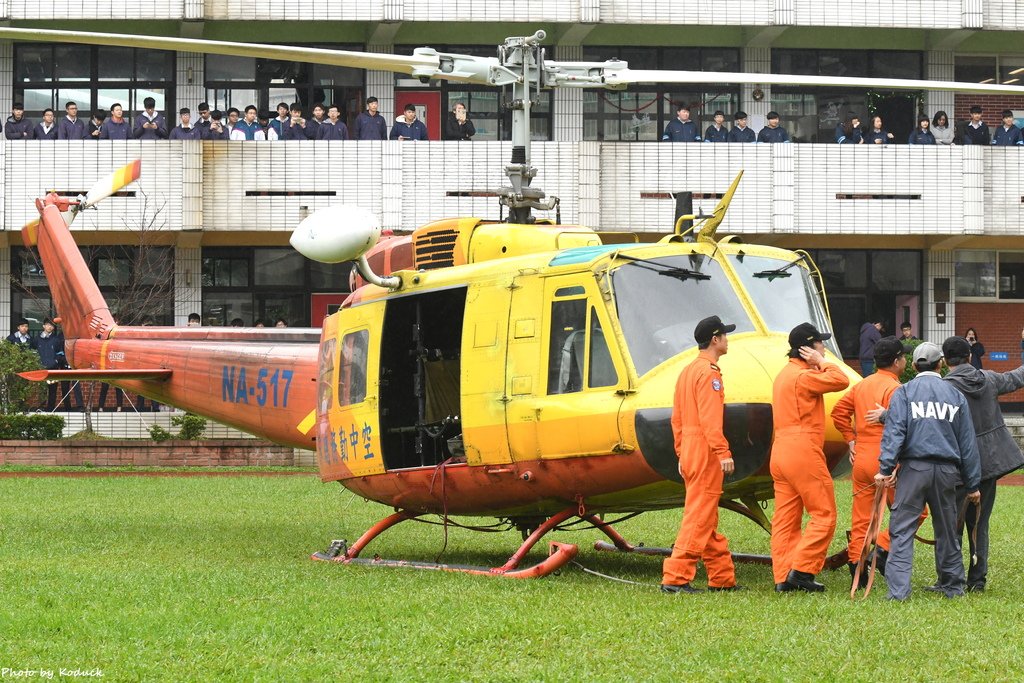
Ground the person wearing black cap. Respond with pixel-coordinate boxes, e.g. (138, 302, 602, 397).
(728, 111, 755, 143)
(876, 342, 980, 600)
(771, 322, 850, 592)
(831, 336, 910, 587)
(661, 103, 700, 142)
(757, 111, 790, 143)
(661, 315, 743, 594)
(938, 335, 1024, 592)
(703, 110, 728, 143)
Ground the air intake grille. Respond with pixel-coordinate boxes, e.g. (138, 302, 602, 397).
(414, 229, 459, 269)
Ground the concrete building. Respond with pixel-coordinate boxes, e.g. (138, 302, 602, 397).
(2, 1, 1024, 393)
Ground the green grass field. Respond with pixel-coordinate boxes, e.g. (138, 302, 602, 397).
(1, 472, 1023, 682)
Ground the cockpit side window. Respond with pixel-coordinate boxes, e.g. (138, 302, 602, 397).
(338, 329, 369, 406)
(547, 297, 587, 395)
(317, 337, 337, 413)
(588, 309, 617, 389)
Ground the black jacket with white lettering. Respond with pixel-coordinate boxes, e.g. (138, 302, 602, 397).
(943, 363, 1024, 482)
(879, 372, 981, 491)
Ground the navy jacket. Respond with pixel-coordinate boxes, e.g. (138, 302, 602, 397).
(169, 126, 200, 140)
(992, 124, 1024, 146)
(858, 323, 881, 362)
(317, 121, 349, 140)
(34, 331, 66, 370)
(100, 119, 131, 140)
(444, 113, 475, 140)
(353, 112, 388, 140)
(961, 121, 991, 146)
(908, 129, 936, 145)
(390, 119, 428, 140)
(305, 117, 325, 140)
(281, 121, 309, 140)
(757, 126, 790, 143)
(864, 129, 890, 145)
(269, 117, 288, 138)
(5, 331, 34, 348)
(879, 372, 981, 492)
(835, 123, 863, 144)
(661, 118, 700, 142)
(133, 112, 167, 140)
(728, 126, 755, 143)
(32, 122, 57, 140)
(202, 123, 229, 140)
(943, 363, 1024, 482)
(57, 116, 88, 140)
(5, 116, 33, 140)
(703, 124, 728, 143)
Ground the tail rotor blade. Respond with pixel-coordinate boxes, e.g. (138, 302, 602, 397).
(81, 159, 141, 209)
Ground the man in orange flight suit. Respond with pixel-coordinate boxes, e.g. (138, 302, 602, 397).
(830, 336, 909, 587)
(771, 322, 850, 592)
(662, 315, 744, 594)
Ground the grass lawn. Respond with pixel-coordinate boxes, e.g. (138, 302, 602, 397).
(1, 474, 1023, 681)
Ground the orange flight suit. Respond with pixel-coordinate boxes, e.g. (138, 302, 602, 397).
(663, 353, 736, 588)
(770, 357, 850, 584)
(830, 368, 901, 563)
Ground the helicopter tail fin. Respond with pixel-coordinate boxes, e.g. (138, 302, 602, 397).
(24, 202, 115, 341)
(697, 170, 744, 243)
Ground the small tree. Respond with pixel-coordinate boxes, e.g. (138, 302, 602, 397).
(0, 342, 44, 414)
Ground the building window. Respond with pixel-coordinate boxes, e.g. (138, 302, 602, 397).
(581, 47, 741, 141)
(201, 247, 353, 327)
(807, 249, 922, 359)
(10, 246, 174, 329)
(15, 44, 175, 121)
(205, 50, 365, 130)
(954, 251, 1024, 300)
(772, 49, 924, 142)
(954, 55, 1024, 85)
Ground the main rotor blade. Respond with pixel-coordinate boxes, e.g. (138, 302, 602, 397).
(606, 69, 1024, 95)
(0, 27, 439, 75)
(81, 159, 141, 209)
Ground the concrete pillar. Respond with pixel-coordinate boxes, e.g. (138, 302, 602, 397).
(554, 45, 583, 142)
(742, 47, 772, 127)
(925, 50, 955, 118)
(366, 44, 396, 126)
(925, 249, 956, 341)
(0, 243, 10, 326)
(175, 51, 205, 116)
(174, 245, 202, 326)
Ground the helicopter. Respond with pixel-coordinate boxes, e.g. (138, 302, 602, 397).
(13, 27, 1024, 578)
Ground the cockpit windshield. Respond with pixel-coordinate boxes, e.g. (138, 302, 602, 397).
(611, 254, 755, 376)
(728, 253, 841, 357)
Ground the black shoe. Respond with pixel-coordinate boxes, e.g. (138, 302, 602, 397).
(874, 549, 888, 577)
(786, 569, 825, 592)
(707, 584, 747, 592)
(922, 584, 944, 593)
(775, 581, 797, 592)
(848, 562, 869, 589)
(660, 583, 703, 594)
(967, 584, 985, 593)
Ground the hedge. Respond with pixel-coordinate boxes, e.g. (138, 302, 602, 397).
(0, 414, 65, 440)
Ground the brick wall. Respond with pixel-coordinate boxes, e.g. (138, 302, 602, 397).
(0, 440, 297, 466)
(954, 95, 1024, 126)
(954, 302, 1024, 403)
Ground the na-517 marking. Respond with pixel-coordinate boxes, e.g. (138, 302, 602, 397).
(221, 365, 294, 407)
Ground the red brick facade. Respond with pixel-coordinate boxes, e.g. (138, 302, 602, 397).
(0, 440, 298, 466)
(954, 95, 1024, 127)
(953, 302, 1024, 403)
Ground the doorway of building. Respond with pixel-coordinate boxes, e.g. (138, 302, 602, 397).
(394, 90, 442, 141)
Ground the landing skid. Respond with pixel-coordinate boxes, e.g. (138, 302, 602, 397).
(311, 508, 580, 578)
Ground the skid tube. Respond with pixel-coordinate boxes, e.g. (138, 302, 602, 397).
(311, 507, 581, 578)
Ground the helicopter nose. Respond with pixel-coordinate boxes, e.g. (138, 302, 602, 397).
(634, 402, 774, 485)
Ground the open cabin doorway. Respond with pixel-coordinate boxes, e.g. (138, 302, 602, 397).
(379, 287, 467, 470)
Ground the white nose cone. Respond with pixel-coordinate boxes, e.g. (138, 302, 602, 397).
(289, 205, 382, 264)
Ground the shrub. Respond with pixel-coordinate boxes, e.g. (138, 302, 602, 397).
(0, 343, 44, 414)
(149, 425, 172, 442)
(172, 413, 207, 441)
(0, 414, 65, 439)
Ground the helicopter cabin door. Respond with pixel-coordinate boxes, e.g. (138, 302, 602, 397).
(504, 273, 627, 461)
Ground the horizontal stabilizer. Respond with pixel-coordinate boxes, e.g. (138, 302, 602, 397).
(19, 368, 172, 382)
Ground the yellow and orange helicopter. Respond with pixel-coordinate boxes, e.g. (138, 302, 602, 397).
(12, 27, 1024, 578)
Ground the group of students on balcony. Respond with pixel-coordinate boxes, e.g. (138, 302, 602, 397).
(5, 94, 480, 142)
(835, 106, 1024, 146)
